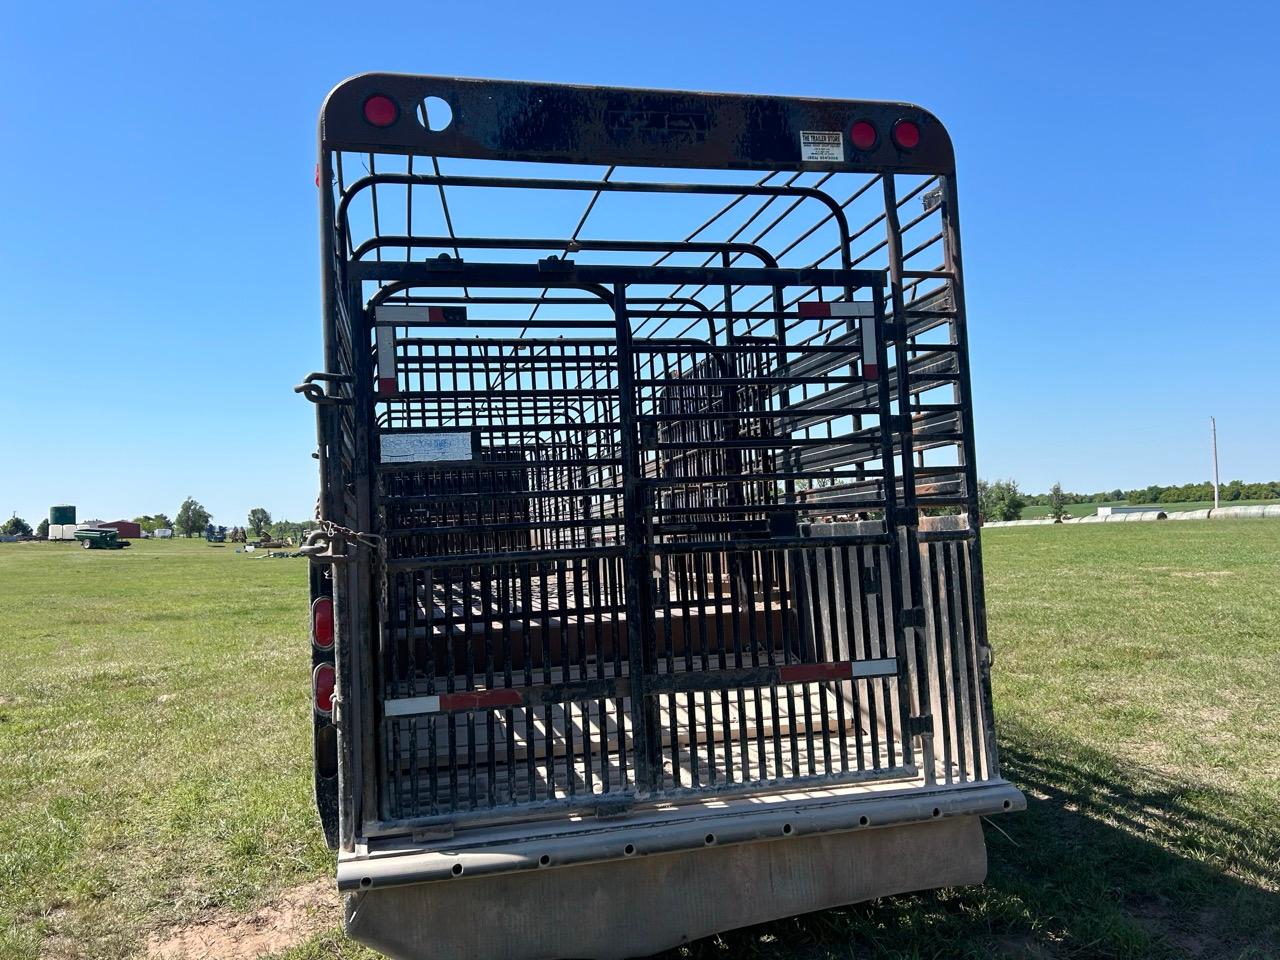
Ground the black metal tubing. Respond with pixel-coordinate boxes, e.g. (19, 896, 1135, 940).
(347, 259, 879, 289)
(335, 173, 857, 271)
(351, 234, 779, 269)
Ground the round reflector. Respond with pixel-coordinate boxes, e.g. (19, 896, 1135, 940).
(314, 663, 336, 714)
(363, 94, 398, 127)
(312, 596, 334, 649)
(850, 120, 877, 151)
(892, 119, 921, 150)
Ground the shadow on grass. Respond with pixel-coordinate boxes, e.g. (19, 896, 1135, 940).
(663, 720, 1279, 960)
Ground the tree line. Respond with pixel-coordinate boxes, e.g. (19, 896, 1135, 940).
(1023, 479, 1280, 507)
(4, 499, 313, 541)
(978, 477, 1280, 524)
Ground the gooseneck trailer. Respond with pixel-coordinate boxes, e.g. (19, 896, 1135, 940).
(300, 73, 1023, 960)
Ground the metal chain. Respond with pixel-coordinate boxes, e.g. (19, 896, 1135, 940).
(315, 518, 383, 553)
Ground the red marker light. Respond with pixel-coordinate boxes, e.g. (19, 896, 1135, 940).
(892, 119, 921, 150)
(312, 596, 334, 649)
(363, 95, 399, 127)
(850, 120, 877, 151)
(314, 663, 336, 714)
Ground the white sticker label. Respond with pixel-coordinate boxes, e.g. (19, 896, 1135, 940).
(380, 432, 473, 464)
(800, 130, 844, 162)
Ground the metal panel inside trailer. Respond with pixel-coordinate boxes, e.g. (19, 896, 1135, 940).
(302, 73, 1021, 958)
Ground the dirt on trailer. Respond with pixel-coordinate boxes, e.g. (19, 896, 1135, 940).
(143, 878, 338, 960)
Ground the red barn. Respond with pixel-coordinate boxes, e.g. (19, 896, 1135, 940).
(102, 520, 142, 539)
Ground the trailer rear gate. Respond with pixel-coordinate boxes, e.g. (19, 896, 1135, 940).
(303, 74, 1023, 959)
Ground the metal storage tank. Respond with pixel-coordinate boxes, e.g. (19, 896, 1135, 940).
(50, 505, 76, 526)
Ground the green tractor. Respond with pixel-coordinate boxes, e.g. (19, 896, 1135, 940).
(74, 528, 130, 550)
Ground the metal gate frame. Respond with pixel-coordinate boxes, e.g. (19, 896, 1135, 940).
(354, 260, 932, 829)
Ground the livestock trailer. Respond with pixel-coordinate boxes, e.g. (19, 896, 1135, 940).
(301, 73, 1024, 960)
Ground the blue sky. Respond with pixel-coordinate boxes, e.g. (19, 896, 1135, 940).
(1, 1, 1276, 527)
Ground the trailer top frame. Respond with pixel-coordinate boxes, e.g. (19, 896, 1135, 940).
(320, 73, 955, 175)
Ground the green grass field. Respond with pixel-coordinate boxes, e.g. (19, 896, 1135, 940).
(1020, 498, 1279, 519)
(2, 524, 1277, 959)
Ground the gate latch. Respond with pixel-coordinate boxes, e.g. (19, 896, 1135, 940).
(301, 520, 382, 565)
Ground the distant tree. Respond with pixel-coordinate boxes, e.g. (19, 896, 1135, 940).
(1047, 482, 1070, 521)
(269, 519, 309, 543)
(176, 497, 211, 538)
(36, 518, 49, 539)
(977, 478, 1024, 523)
(153, 512, 172, 531)
(248, 508, 272, 537)
(2, 516, 33, 537)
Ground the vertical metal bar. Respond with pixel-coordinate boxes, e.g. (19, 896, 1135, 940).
(351, 289, 379, 837)
(937, 172, 1002, 777)
(880, 180, 929, 773)
(613, 283, 660, 794)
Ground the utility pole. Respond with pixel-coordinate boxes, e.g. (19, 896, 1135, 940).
(1210, 416, 1221, 510)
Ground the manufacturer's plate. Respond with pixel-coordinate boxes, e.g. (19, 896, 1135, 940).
(800, 130, 844, 162)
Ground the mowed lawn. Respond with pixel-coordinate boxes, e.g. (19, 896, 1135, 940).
(2, 524, 1278, 960)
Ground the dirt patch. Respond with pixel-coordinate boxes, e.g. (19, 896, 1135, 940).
(145, 878, 339, 960)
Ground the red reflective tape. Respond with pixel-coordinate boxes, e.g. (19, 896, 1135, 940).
(377, 376, 397, 395)
(798, 301, 832, 319)
(779, 662, 852, 683)
(863, 362, 879, 379)
(423, 306, 467, 323)
(438, 689, 524, 712)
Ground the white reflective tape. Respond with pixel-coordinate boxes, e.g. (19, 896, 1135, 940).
(375, 305, 435, 324)
(375, 324, 395, 378)
(849, 657, 898, 678)
(384, 695, 441, 717)
(860, 312, 879, 372)
(828, 301, 876, 318)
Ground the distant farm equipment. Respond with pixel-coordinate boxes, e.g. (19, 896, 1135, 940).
(74, 528, 130, 550)
(205, 524, 228, 543)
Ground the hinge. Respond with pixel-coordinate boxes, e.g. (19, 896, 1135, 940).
(886, 414, 912, 434)
(893, 506, 920, 528)
(425, 253, 465, 271)
(908, 714, 934, 737)
(538, 256, 575, 273)
(900, 606, 926, 629)
(861, 563, 881, 595)
(595, 798, 634, 820)
(412, 823, 455, 842)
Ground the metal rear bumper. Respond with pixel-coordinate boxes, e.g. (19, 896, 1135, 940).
(341, 781, 1023, 960)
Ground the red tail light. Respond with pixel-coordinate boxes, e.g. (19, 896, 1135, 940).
(892, 119, 921, 150)
(312, 596, 334, 649)
(850, 120, 877, 151)
(314, 663, 336, 714)
(363, 94, 399, 127)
